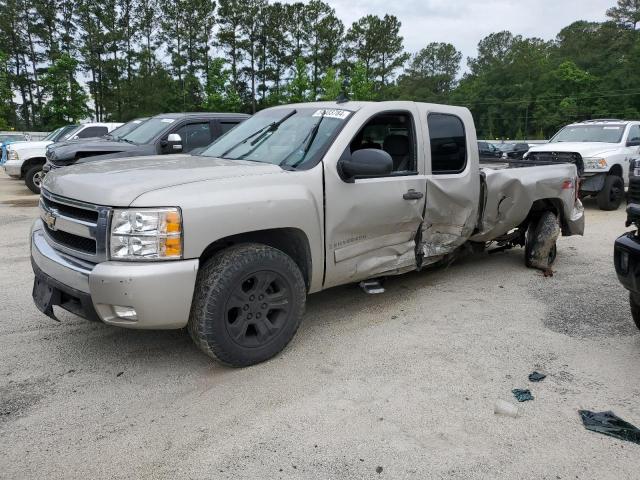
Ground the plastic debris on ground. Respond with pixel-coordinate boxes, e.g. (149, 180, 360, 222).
(494, 399, 519, 418)
(512, 388, 534, 402)
(579, 410, 640, 445)
(528, 371, 546, 382)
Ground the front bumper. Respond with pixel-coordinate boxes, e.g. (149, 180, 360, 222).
(31, 219, 199, 329)
(614, 229, 640, 294)
(3, 159, 23, 177)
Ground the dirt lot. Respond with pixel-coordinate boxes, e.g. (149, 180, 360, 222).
(0, 171, 639, 479)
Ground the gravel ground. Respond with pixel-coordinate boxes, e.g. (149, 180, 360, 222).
(0, 171, 639, 479)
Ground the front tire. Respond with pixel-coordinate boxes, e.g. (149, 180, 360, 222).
(188, 244, 306, 367)
(597, 175, 624, 211)
(525, 211, 560, 271)
(25, 165, 44, 194)
(629, 293, 640, 331)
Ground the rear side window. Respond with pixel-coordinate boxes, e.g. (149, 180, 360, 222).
(428, 113, 467, 174)
(77, 126, 108, 138)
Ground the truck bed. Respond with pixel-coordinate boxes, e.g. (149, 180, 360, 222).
(470, 160, 582, 242)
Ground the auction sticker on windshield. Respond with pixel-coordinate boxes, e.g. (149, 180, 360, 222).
(313, 109, 351, 120)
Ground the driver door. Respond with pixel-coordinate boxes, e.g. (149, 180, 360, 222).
(323, 107, 427, 288)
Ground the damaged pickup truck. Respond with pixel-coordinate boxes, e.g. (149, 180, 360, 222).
(31, 101, 584, 366)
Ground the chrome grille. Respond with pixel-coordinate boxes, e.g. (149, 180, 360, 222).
(39, 189, 111, 262)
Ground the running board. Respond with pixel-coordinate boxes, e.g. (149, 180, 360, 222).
(359, 280, 385, 294)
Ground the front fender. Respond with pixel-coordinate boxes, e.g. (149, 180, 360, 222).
(130, 164, 325, 291)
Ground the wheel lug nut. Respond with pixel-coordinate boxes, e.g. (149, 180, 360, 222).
(261, 303, 267, 309)
(258, 295, 264, 300)
(243, 305, 249, 311)
(247, 313, 253, 319)
(249, 295, 255, 301)
(256, 313, 261, 319)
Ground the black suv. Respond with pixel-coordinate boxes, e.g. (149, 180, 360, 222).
(44, 112, 249, 171)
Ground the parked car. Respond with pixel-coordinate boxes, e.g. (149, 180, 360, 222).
(478, 141, 502, 161)
(42, 118, 148, 174)
(31, 101, 584, 366)
(614, 203, 640, 332)
(0, 133, 30, 165)
(499, 142, 530, 160)
(526, 119, 640, 210)
(4, 122, 122, 193)
(44, 113, 250, 173)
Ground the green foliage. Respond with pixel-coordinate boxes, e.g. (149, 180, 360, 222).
(1, 0, 640, 140)
(285, 57, 311, 103)
(40, 54, 90, 127)
(0, 51, 14, 129)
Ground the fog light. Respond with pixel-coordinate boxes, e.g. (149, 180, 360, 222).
(113, 305, 138, 321)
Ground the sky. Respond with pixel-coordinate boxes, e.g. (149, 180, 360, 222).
(284, 0, 614, 67)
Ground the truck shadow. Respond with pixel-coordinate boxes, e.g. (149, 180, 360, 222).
(46, 246, 529, 375)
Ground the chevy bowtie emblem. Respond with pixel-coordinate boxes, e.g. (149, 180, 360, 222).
(44, 211, 57, 230)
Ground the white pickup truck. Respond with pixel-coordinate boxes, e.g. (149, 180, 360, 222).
(4, 122, 122, 193)
(31, 101, 584, 366)
(526, 119, 640, 210)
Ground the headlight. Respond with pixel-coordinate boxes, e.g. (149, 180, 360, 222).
(7, 149, 18, 161)
(109, 208, 182, 260)
(583, 157, 608, 169)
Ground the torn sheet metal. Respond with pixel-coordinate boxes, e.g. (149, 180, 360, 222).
(471, 164, 585, 242)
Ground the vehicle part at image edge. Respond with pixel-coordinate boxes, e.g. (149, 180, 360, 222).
(579, 410, 640, 445)
(628, 293, 640, 331)
(25, 164, 44, 194)
(525, 211, 560, 271)
(188, 244, 306, 367)
(596, 175, 624, 211)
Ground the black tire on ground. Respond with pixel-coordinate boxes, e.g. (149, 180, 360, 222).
(596, 175, 624, 211)
(25, 164, 44, 194)
(188, 243, 307, 367)
(525, 211, 560, 270)
(629, 293, 640, 331)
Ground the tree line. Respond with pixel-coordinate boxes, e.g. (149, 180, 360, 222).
(1, 0, 639, 139)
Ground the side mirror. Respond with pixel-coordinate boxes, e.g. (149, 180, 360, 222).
(72, 135, 79, 140)
(339, 148, 393, 180)
(163, 133, 183, 152)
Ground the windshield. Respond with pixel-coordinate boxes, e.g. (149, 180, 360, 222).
(49, 125, 79, 142)
(122, 117, 177, 144)
(550, 124, 626, 143)
(109, 118, 148, 140)
(201, 107, 351, 168)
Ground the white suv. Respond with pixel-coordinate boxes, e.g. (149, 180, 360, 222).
(526, 119, 640, 210)
(4, 122, 122, 193)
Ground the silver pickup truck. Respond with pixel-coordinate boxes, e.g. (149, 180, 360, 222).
(31, 101, 584, 366)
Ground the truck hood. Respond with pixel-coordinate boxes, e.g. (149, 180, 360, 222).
(42, 154, 284, 206)
(48, 139, 139, 165)
(527, 142, 620, 158)
(9, 140, 52, 152)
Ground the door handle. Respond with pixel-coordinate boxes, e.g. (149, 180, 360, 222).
(403, 190, 424, 200)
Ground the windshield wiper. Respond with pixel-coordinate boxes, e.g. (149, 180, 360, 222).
(281, 110, 326, 169)
(221, 109, 296, 158)
(119, 138, 136, 144)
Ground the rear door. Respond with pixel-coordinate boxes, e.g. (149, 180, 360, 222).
(416, 105, 480, 264)
(323, 105, 427, 288)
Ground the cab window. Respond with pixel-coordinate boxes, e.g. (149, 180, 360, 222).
(428, 113, 467, 174)
(350, 112, 416, 174)
(77, 126, 108, 138)
(173, 122, 213, 152)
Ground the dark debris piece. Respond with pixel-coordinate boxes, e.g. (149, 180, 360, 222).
(579, 410, 640, 445)
(512, 388, 534, 402)
(528, 371, 546, 382)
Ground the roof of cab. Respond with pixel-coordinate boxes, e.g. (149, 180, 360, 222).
(154, 112, 251, 119)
